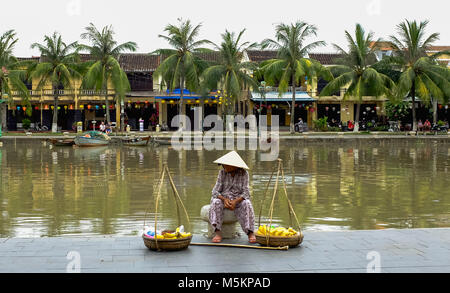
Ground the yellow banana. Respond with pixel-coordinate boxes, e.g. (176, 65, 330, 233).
(163, 233, 176, 239)
(257, 225, 266, 235)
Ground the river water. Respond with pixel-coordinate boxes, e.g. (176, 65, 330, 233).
(1, 138, 449, 237)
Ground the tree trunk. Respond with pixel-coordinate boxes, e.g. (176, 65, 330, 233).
(354, 102, 361, 132)
(432, 99, 438, 125)
(411, 80, 417, 132)
(179, 74, 185, 130)
(0, 87, 6, 131)
(0, 102, 6, 132)
(290, 75, 296, 134)
(52, 85, 59, 133)
(103, 79, 110, 125)
(120, 100, 125, 133)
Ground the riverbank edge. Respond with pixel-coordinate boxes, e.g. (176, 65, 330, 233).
(1, 132, 450, 140)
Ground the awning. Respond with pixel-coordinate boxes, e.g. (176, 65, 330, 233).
(155, 88, 215, 100)
(250, 91, 317, 102)
(155, 96, 215, 100)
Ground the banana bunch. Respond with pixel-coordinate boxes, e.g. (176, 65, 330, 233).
(156, 227, 191, 239)
(257, 225, 298, 237)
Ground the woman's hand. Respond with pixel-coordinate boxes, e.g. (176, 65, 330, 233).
(219, 195, 233, 210)
(218, 196, 243, 210)
(228, 198, 243, 211)
(224, 198, 233, 210)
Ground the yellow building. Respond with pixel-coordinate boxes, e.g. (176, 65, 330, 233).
(427, 46, 450, 68)
(6, 46, 449, 131)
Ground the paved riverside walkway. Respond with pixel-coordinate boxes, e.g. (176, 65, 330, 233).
(1, 228, 449, 273)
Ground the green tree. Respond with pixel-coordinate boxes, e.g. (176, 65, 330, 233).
(260, 21, 329, 134)
(152, 18, 212, 128)
(30, 32, 82, 133)
(319, 24, 394, 132)
(388, 20, 450, 131)
(0, 30, 31, 130)
(201, 29, 259, 119)
(80, 23, 137, 126)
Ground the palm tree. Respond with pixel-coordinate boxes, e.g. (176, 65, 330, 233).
(388, 20, 450, 131)
(152, 18, 212, 128)
(319, 24, 395, 132)
(79, 23, 137, 126)
(0, 30, 31, 130)
(30, 32, 82, 133)
(260, 21, 328, 134)
(201, 29, 259, 119)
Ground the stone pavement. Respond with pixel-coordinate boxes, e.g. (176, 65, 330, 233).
(1, 228, 449, 273)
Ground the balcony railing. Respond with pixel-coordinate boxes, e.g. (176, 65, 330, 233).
(10, 89, 117, 97)
(259, 86, 307, 93)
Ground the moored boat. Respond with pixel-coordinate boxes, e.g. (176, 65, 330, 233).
(153, 137, 172, 146)
(74, 131, 111, 147)
(47, 138, 75, 146)
(121, 136, 152, 146)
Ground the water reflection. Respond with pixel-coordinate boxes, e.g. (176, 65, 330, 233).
(0, 139, 449, 237)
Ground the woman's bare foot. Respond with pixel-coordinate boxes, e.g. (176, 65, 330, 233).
(212, 231, 222, 243)
(248, 232, 256, 243)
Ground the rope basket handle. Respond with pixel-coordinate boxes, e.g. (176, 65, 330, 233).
(143, 164, 191, 250)
(256, 159, 302, 246)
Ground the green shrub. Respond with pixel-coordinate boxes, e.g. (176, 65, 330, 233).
(328, 126, 341, 132)
(313, 117, 328, 131)
(372, 125, 389, 131)
(438, 120, 445, 127)
(22, 118, 31, 130)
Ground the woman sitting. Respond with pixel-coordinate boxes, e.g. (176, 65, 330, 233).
(347, 120, 354, 131)
(209, 151, 256, 244)
(424, 119, 431, 131)
(417, 120, 424, 132)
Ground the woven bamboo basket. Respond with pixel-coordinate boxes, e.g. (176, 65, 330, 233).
(255, 232, 304, 248)
(142, 165, 192, 252)
(256, 159, 304, 249)
(142, 234, 193, 251)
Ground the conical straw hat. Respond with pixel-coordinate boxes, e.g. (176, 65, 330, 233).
(213, 151, 249, 170)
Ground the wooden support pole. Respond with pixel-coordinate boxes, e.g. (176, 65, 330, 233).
(190, 242, 289, 251)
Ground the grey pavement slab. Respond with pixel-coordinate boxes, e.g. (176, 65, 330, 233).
(1, 228, 450, 273)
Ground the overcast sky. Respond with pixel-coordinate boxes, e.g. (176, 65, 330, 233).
(2, 0, 449, 57)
